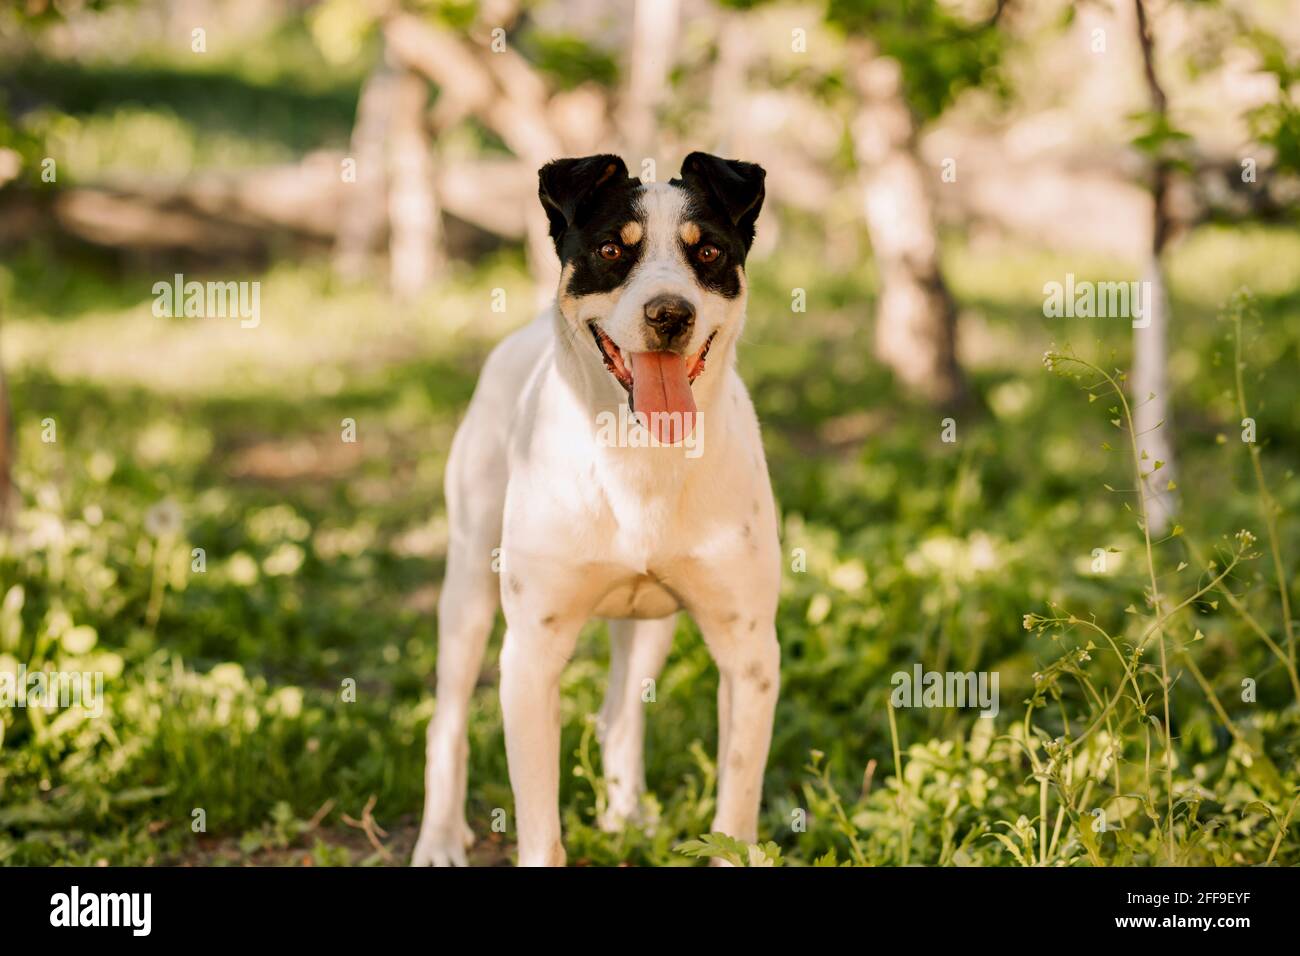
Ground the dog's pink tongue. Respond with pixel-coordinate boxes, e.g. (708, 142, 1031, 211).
(630, 351, 697, 444)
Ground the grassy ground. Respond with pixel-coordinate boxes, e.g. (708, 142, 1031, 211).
(2, 34, 1299, 866)
(2, 223, 1299, 866)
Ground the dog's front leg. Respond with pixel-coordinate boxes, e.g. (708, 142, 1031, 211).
(499, 612, 583, 866)
(697, 614, 780, 848)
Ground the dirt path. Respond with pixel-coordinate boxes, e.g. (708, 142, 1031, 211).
(175, 819, 514, 867)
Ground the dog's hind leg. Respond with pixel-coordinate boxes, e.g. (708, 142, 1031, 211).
(596, 616, 676, 831)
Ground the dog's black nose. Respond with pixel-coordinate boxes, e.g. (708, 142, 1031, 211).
(643, 294, 695, 343)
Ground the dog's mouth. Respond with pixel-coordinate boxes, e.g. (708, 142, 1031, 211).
(588, 323, 715, 396)
(588, 322, 714, 445)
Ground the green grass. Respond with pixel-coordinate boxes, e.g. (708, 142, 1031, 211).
(2, 219, 1299, 866)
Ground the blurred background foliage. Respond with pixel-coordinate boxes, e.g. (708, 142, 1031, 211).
(0, 0, 1298, 866)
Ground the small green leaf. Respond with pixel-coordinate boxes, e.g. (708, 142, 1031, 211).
(1241, 801, 1276, 821)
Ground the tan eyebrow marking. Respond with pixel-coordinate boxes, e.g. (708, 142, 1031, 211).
(620, 221, 643, 245)
(679, 222, 701, 245)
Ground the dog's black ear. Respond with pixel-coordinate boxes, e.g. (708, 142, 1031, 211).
(679, 151, 766, 248)
(538, 155, 633, 249)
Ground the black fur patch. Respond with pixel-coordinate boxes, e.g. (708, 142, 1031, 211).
(674, 152, 765, 251)
(538, 155, 645, 298)
(560, 194, 646, 298)
(672, 152, 766, 299)
(674, 195, 747, 298)
(537, 152, 767, 302)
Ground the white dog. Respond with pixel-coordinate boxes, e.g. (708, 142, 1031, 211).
(412, 152, 780, 867)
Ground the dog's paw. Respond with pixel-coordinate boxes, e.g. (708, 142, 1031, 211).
(517, 841, 568, 867)
(410, 821, 474, 867)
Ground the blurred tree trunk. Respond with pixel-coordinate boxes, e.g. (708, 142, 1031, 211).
(709, 9, 751, 156)
(622, 0, 679, 161)
(1136, 254, 1175, 533)
(849, 44, 964, 405)
(387, 68, 442, 299)
(385, 11, 563, 291)
(0, 327, 12, 528)
(1133, 0, 1177, 534)
(334, 41, 443, 298)
(334, 56, 398, 283)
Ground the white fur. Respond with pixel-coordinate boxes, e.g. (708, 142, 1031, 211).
(412, 183, 780, 867)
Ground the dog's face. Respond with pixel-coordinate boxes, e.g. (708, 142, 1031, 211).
(539, 152, 765, 431)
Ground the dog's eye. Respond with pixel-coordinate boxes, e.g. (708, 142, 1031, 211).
(598, 242, 622, 261)
(696, 244, 721, 264)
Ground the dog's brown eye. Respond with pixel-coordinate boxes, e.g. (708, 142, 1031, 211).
(696, 244, 721, 263)
(598, 242, 622, 261)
